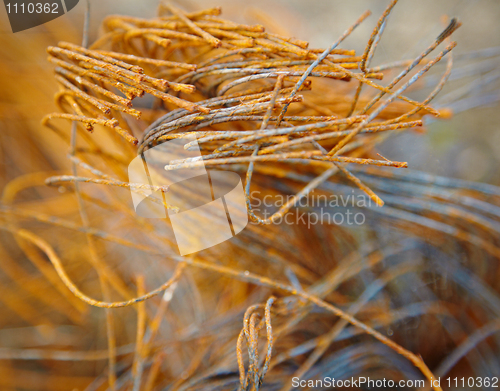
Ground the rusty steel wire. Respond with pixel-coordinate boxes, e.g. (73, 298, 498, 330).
(1, 1, 500, 391)
(41, 2, 459, 226)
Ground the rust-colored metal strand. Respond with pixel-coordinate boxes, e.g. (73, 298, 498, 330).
(42, 113, 117, 130)
(45, 174, 160, 195)
(328, 42, 457, 157)
(258, 120, 422, 154)
(346, 14, 387, 118)
(164, 3, 222, 48)
(313, 60, 441, 116)
(95, 50, 197, 70)
(54, 66, 133, 107)
(47, 56, 144, 99)
(47, 55, 145, 99)
(54, 75, 112, 114)
(47, 46, 145, 83)
(261, 74, 285, 130)
(76, 62, 205, 112)
(276, 10, 371, 126)
(55, 68, 142, 119)
(380, 27, 455, 126)
(236, 329, 247, 389)
(58, 41, 144, 73)
(0, 226, 186, 308)
(333, 162, 385, 206)
(359, 0, 399, 72)
(360, 17, 461, 115)
(259, 297, 275, 386)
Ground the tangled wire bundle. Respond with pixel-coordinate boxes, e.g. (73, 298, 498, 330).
(2, 1, 500, 391)
(42, 1, 460, 219)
